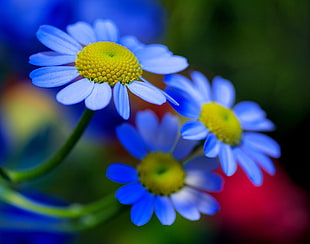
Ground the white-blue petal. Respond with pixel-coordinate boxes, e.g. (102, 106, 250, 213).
(56, 78, 94, 105)
(67, 21, 96, 45)
(127, 81, 166, 105)
(233, 147, 263, 186)
(37, 25, 82, 55)
(94, 19, 119, 42)
(212, 76, 235, 108)
(116, 123, 147, 160)
(191, 71, 212, 103)
(116, 183, 146, 204)
(171, 187, 200, 221)
(181, 120, 208, 140)
(203, 134, 220, 157)
(119, 35, 144, 52)
(243, 132, 281, 158)
(30, 66, 79, 88)
(131, 192, 155, 226)
(106, 163, 138, 183)
(29, 52, 76, 66)
(154, 196, 176, 225)
(134, 44, 171, 60)
(185, 171, 223, 192)
(173, 138, 199, 161)
(219, 143, 237, 176)
(241, 119, 275, 131)
(233, 101, 266, 123)
(113, 83, 130, 120)
(184, 155, 219, 172)
(193, 190, 220, 215)
(85, 83, 112, 110)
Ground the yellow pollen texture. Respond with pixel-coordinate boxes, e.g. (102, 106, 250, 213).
(75, 41, 143, 85)
(138, 152, 185, 195)
(199, 102, 242, 145)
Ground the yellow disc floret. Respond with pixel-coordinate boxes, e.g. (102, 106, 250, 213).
(138, 152, 185, 195)
(75, 41, 143, 85)
(199, 102, 242, 146)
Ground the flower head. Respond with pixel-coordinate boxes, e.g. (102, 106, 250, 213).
(165, 71, 281, 186)
(29, 19, 188, 119)
(106, 110, 223, 226)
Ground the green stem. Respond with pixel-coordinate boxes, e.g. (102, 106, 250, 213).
(1, 109, 94, 183)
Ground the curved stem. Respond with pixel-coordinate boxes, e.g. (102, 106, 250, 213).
(0, 109, 94, 183)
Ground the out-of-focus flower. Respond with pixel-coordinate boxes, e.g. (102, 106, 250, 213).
(214, 162, 310, 244)
(29, 19, 188, 119)
(106, 110, 223, 226)
(165, 71, 281, 186)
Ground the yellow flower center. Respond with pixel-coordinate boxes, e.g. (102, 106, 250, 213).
(199, 102, 242, 145)
(75, 41, 143, 85)
(138, 152, 185, 195)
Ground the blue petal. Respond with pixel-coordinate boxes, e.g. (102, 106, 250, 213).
(131, 192, 155, 226)
(85, 82, 112, 110)
(94, 19, 119, 42)
(116, 123, 147, 159)
(171, 187, 200, 221)
(127, 81, 166, 105)
(212, 76, 235, 108)
(154, 196, 176, 225)
(67, 21, 96, 45)
(113, 83, 130, 120)
(29, 52, 76, 66)
(141, 56, 188, 74)
(192, 190, 220, 215)
(184, 155, 219, 172)
(116, 182, 146, 204)
(219, 143, 237, 176)
(241, 119, 275, 131)
(120, 35, 144, 52)
(181, 121, 208, 140)
(134, 44, 171, 61)
(244, 146, 276, 175)
(30, 66, 79, 88)
(173, 137, 199, 161)
(233, 147, 263, 186)
(233, 101, 266, 123)
(106, 163, 138, 183)
(165, 87, 201, 119)
(190, 71, 212, 102)
(185, 171, 223, 192)
(56, 79, 94, 105)
(243, 132, 281, 158)
(36, 25, 82, 55)
(203, 134, 220, 157)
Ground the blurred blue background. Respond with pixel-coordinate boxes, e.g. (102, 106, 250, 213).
(0, 0, 309, 243)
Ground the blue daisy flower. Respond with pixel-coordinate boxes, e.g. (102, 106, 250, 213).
(106, 110, 223, 226)
(164, 71, 281, 186)
(29, 19, 188, 119)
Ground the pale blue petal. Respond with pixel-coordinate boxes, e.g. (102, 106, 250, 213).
(30, 66, 79, 88)
(67, 21, 96, 45)
(219, 143, 237, 176)
(56, 78, 94, 105)
(37, 25, 82, 54)
(94, 19, 119, 42)
(233, 147, 263, 186)
(233, 101, 266, 123)
(141, 56, 188, 74)
(192, 190, 220, 215)
(106, 163, 138, 183)
(212, 76, 235, 108)
(131, 192, 155, 226)
(241, 119, 275, 131)
(184, 155, 219, 172)
(245, 146, 276, 175)
(243, 132, 281, 158)
(154, 196, 176, 225)
(171, 187, 200, 221)
(116, 182, 146, 204)
(119, 35, 144, 52)
(116, 123, 147, 159)
(134, 44, 171, 61)
(203, 134, 220, 157)
(127, 81, 166, 105)
(85, 83, 112, 110)
(191, 71, 212, 102)
(29, 52, 76, 66)
(185, 171, 223, 192)
(113, 82, 130, 120)
(173, 138, 198, 161)
(181, 121, 208, 140)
